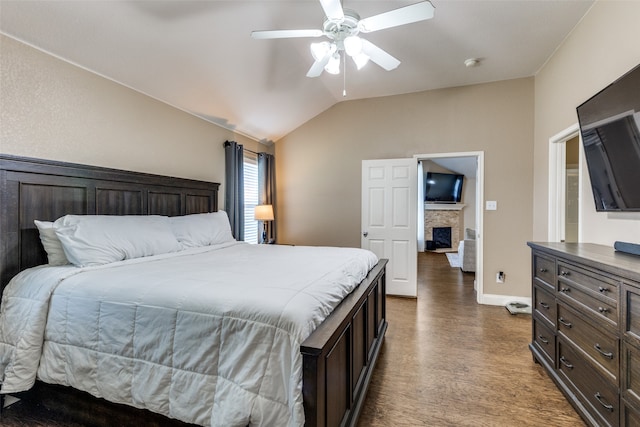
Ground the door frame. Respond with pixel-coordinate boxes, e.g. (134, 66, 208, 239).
(548, 123, 581, 242)
(414, 151, 485, 303)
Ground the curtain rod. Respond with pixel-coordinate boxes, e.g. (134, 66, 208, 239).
(224, 140, 269, 156)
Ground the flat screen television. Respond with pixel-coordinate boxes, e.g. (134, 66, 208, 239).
(425, 172, 464, 203)
(577, 63, 640, 211)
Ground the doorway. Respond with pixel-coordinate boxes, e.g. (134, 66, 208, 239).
(415, 152, 484, 302)
(564, 137, 580, 243)
(549, 124, 581, 242)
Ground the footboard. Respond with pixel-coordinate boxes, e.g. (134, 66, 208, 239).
(301, 259, 387, 427)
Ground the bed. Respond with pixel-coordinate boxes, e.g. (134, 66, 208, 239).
(0, 155, 388, 427)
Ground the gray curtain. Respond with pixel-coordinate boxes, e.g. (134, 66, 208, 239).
(258, 152, 276, 243)
(224, 140, 244, 240)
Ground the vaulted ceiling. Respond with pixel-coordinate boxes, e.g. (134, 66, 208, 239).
(0, 0, 594, 143)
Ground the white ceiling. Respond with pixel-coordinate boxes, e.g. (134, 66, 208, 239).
(428, 157, 477, 179)
(0, 0, 594, 143)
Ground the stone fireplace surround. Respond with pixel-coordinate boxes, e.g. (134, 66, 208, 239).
(424, 203, 465, 253)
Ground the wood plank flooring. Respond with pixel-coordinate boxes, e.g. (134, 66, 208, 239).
(0, 251, 585, 426)
(356, 251, 585, 426)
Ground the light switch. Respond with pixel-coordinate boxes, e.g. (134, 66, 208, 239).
(486, 201, 497, 210)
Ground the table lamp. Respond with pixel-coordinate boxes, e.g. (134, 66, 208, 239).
(254, 204, 274, 244)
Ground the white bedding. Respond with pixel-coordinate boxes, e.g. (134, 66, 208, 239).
(0, 242, 378, 426)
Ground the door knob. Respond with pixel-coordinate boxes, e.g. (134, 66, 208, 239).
(363, 231, 368, 237)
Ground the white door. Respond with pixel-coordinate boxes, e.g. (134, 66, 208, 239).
(362, 159, 417, 297)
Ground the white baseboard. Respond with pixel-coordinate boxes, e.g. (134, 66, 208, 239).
(479, 293, 532, 308)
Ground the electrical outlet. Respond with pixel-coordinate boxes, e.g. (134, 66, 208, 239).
(496, 271, 505, 283)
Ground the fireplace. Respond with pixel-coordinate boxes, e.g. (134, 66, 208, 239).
(432, 227, 452, 249)
(424, 203, 465, 253)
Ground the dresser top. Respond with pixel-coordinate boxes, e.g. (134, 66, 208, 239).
(528, 242, 640, 282)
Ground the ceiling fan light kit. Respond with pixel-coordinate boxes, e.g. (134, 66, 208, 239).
(251, 0, 435, 78)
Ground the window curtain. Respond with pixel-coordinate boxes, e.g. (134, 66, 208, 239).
(258, 152, 276, 243)
(224, 140, 244, 240)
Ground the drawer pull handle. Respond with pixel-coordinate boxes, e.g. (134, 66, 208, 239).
(560, 271, 571, 277)
(560, 287, 570, 293)
(598, 306, 610, 314)
(594, 343, 614, 360)
(598, 286, 609, 293)
(559, 356, 573, 369)
(594, 392, 614, 412)
(539, 268, 548, 273)
(558, 317, 573, 328)
(538, 335, 549, 344)
(539, 302, 550, 309)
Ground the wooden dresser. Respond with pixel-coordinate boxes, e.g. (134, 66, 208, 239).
(528, 242, 640, 427)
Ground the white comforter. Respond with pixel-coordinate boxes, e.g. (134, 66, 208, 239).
(0, 242, 377, 426)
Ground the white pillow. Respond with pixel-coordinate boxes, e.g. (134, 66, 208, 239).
(169, 211, 235, 248)
(53, 215, 182, 267)
(34, 220, 70, 266)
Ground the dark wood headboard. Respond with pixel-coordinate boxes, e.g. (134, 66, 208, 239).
(0, 154, 220, 295)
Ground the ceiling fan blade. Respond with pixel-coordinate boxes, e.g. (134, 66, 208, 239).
(251, 29, 324, 39)
(319, 0, 344, 22)
(361, 39, 400, 71)
(306, 52, 333, 77)
(359, 1, 435, 33)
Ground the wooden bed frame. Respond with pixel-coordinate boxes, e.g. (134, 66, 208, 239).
(0, 154, 387, 427)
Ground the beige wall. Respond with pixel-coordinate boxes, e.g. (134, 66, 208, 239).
(533, 1, 640, 245)
(276, 78, 534, 298)
(0, 35, 270, 209)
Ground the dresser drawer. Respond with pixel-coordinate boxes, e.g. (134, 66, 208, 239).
(624, 283, 640, 344)
(533, 283, 556, 327)
(533, 254, 555, 290)
(558, 340, 619, 427)
(557, 303, 618, 381)
(623, 400, 640, 427)
(533, 316, 555, 366)
(558, 262, 619, 303)
(622, 340, 640, 409)
(558, 279, 618, 327)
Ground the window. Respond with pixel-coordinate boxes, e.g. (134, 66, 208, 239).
(243, 151, 259, 244)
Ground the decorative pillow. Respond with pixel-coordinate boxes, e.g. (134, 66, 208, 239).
(34, 220, 70, 266)
(53, 215, 182, 267)
(169, 211, 235, 248)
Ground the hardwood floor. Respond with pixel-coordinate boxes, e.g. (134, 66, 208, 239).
(356, 251, 586, 427)
(1, 251, 585, 426)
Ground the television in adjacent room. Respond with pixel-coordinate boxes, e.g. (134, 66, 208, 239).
(577, 63, 640, 212)
(424, 172, 464, 203)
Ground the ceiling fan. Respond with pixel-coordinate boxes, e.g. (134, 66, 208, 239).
(251, 0, 435, 77)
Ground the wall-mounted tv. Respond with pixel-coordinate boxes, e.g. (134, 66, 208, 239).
(577, 63, 640, 211)
(424, 172, 464, 203)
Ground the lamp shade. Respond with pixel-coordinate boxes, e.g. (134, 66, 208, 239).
(254, 204, 274, 221)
